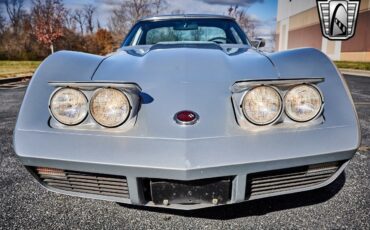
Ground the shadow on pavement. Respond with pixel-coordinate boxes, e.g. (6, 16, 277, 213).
(118, 172, 346, 220)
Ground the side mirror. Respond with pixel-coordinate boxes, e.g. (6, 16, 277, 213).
(251, 38, 266, 49)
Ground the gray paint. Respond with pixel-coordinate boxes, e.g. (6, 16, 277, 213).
(14, 40, 360, 209)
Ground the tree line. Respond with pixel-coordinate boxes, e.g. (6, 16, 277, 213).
(0, 0, 257, 60)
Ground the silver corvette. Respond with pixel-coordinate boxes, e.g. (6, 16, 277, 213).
(14, 15, 360, 210)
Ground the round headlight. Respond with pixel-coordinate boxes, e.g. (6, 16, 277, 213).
(242, 86, 282, 125)
(90, 88, 131, 127)
(50, 88, 88, 125)
(285, 84, 323, 122)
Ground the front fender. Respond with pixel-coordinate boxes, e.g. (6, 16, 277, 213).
(14, 51, 105, 150)
(267, 48, 361, 149)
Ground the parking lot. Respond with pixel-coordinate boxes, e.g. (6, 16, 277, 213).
(0, 75, 369, 229)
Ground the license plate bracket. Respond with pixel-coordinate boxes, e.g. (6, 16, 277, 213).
(149, 177, 231, 205)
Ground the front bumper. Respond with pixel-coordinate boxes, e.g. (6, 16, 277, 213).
(26, 160, 349, 210)
(15, 123, 358, 210)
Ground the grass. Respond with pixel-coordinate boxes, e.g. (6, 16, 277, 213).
(0, 61, 41, 79)
(334, 61, 370, 71)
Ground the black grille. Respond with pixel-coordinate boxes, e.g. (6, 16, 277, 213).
(246, 162, 341, 199)
(35, 168, 129, 198)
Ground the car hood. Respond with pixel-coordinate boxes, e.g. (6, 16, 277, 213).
(93, 44, 279, 83)
(92, 45, 279, 139)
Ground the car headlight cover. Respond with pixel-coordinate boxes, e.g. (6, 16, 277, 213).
(242, 86, 282, 125)
(90, 88, 131, 127)
(285, 84, 323, 122)
(50, 88, 88, 125)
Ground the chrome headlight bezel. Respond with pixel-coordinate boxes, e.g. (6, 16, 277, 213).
(284, 84, 324, 122)
(89, 88, 132, 128)
(48, 82, 141, 131)
(231, 78, 325, 129)
(49, 87, 88, 126)
(241, 85, 283, 126)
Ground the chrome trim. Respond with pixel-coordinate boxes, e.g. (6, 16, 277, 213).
(139, 14, 235, 22)
(48, 82, 141, 132)
(231, 78, 324, 93)
(49, 81, 142, 94)
(231, 79, 325, 129)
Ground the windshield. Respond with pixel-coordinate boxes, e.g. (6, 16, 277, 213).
(123, 19, 249, 46)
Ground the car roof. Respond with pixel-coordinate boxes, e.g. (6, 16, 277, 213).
(139, 14, 235, 22)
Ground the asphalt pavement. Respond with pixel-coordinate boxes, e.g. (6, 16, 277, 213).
(0, 75, 369, 229)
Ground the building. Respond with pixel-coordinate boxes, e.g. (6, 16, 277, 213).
(276, 0, 370, 62)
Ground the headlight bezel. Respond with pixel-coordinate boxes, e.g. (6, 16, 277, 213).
(241, 85, 283, 126)
(232, 78, 325, 128)
(49, 87, 89, 126)
(48, 82, 141, 131)
(89, 87, 132, 128)
(284, 84, 324, 123)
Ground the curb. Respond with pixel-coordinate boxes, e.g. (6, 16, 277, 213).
(0, 73, 33, 84)
(340, 69, 370, 77)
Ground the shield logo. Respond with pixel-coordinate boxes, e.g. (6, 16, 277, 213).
(317, 0, 360, 40)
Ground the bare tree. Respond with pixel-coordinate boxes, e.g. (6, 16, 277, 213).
(238, 11, 256, 38)
(96, 18, 101, 30)
(0, 9, 6, 34)
(228, 5, 237, 17)
(228, 5, 256, 38)
(109, 0, 167, 36)
(84, 4, 95, 34)
(108, 3, 129, 38)
(3, 0, 25, 33)
(73, 9, 85, 34)
(32, 0, 66, 53)
(126, 0, 151, 24)
(152, 0, 167, 15)
(64, 9, 76, 31)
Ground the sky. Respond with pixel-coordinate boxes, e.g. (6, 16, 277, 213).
(20, 0, 277, 38)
